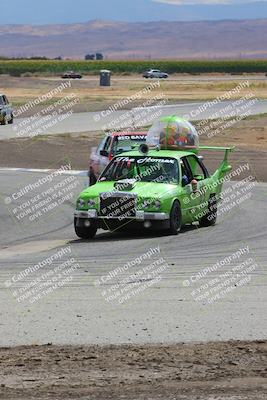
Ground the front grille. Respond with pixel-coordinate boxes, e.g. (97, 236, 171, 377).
(100, 192, 136, 218)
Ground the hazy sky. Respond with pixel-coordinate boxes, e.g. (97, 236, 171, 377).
(1, 0, 267, 24)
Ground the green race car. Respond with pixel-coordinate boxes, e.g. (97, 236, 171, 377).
(74, 146, 234, 239)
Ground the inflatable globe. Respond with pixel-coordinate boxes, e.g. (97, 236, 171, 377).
(146, 116, 199, 150)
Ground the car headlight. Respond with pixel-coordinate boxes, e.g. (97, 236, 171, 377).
(142, 200, 151, 209)
(141, 198, 161, 210)
(77, 198, 85, 209)
(88, 199, 96, 208)
(154, 200, 161, 209)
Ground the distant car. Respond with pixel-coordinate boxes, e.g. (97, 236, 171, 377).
(0, 94, 13, 125)
(143, 69, 168, 79)
(89, 131, 147, 185)
(62, 71, 82, 79)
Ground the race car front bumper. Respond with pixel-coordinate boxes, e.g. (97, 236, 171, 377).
(74, 210, 169, 221)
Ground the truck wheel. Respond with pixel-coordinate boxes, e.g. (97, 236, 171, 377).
(199, 195, 217, 227)
(74, 218, 97, 239)
(167, 201, 182, 235)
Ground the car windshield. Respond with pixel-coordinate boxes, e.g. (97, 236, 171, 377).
(100, 156, 179, 184)
(112, 136, 146, 155)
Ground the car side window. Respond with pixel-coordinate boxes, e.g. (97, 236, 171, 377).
(184, 155, 209, 181)
(96, 137, 107, 155)
(180, 158, 193, 186)
(97, 136, 112, 157)
(103, 136, 112, 152)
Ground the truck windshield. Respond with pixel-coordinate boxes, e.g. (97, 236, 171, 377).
(100, 156, 179, 184)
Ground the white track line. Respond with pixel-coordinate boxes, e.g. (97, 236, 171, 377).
(0, 167, 88, 176)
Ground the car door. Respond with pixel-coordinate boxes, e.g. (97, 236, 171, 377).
(183, 155, 211, 221)
(178, 157, 199, 222)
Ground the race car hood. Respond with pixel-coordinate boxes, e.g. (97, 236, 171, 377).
(79, 180, 179, 200)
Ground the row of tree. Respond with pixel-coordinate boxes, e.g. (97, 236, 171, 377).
(0, 54, 104, 60)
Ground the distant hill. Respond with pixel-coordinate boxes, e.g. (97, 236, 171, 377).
(1, 19, 267, 59)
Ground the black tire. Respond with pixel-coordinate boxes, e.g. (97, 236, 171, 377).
(89, 171, 97, 186)
(167, 201, 182, 235)
(199, 195, 217, 227)
(8, 114, 13, 124)
(74, 218, 97, 239)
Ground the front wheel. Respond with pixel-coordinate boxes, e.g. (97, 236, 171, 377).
(74, 218, 97, 239)
(167, 201, 182, 235)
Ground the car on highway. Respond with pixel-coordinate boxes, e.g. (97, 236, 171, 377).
(143, 69, 168, 79)
(89, 131, 147, 185)
(0, 94, 14, 125)
(62, 71, 82, 79)
(74, 145, 234, 240)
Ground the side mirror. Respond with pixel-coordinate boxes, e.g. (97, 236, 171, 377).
(194, 174, 204, 181)
(100, 150, 109, 157)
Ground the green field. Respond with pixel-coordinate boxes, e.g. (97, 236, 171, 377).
(0, 60, 267, 76)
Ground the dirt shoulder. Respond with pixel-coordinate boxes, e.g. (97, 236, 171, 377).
(0, 340, 266, 400)
(0, 114, 266, 182)
(2, 75, 267, 116)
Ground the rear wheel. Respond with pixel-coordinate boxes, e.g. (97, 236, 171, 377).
(199, 195, 217, 227)
(167, 201, 182, 235)
(74, 218, 97, 239)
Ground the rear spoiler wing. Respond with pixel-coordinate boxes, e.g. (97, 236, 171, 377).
(199, 145, 235, 162)
(199, 146, 235, 177)
(199, 146, 235, 152)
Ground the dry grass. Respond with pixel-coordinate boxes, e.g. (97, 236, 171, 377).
(2, 75, 267, 114)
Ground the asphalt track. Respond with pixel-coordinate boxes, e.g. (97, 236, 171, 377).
(0, 170, 266, 346)
(1, 98, 267, 140)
